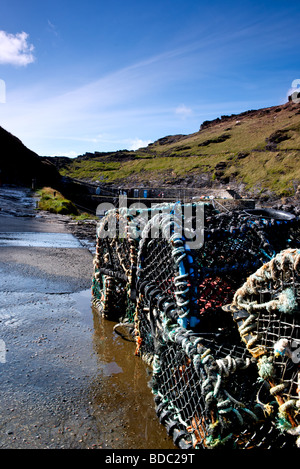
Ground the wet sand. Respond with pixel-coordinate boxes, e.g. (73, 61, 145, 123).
(0, 186, 175, 449)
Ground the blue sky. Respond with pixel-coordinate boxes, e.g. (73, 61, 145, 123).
(0, 0, 300, 157)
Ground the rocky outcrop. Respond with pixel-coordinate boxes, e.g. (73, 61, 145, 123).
(265, 129, 291, 150)
(151, 134, 188, 146)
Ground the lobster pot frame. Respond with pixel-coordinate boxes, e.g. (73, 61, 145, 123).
(226, 248, 300, 447)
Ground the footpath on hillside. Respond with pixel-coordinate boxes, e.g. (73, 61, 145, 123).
(0, 185, 175, 449)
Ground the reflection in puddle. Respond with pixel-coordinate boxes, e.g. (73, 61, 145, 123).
(72, 289, 175, 449)
(102, 361, 123, 376)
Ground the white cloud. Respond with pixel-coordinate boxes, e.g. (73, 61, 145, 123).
(175, 104, 193, 119)
(128, 138, 153, 151)
(0, 31, 35, 66)
(47, 20, 59, 37)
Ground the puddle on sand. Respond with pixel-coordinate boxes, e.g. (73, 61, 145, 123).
(71, 289, 176, 449)
(0, 288, 175, 449)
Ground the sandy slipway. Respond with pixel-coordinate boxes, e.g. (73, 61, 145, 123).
(0, 186, 175, 449)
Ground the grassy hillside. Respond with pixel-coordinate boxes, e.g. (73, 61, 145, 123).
(58, 100, 300, 198)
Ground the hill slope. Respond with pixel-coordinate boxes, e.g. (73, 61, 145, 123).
(0, 126, 59, 187)
(49, 99, 300, 199)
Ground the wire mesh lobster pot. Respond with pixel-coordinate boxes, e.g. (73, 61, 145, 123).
(224, 248, 300, 448)
(92, 208, 138, 321)
(134, 206, 299, 448)
(134, 204, 282, 350)
(243, 208, 300, 253)
(149, 323, 297, 449)
(192, 207, 300, 334)
(92, 201, 300, 448)
(92, 203, 187, 323)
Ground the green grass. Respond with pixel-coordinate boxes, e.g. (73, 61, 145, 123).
(37, 187, 79, 215)
(71, 212, 98, 220)
(60, 159, 122, 180)
(225, 150, 300, 195)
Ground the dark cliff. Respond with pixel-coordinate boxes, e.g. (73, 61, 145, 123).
(0, 126, 59, 187)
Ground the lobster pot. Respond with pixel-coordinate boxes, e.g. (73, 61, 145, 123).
(187, 207, 300, 332)
(226, 248, 300, 447)
(134, 206, 289, 354)
(135, 210, 201, 343)
(91, 202, 300, 449)
(242, 208, 300, 254)
(92, 202, 192, 321)
(148, 322, 296, 449)
(197, 209, 274, 283)
(92, 209, 137, 321)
